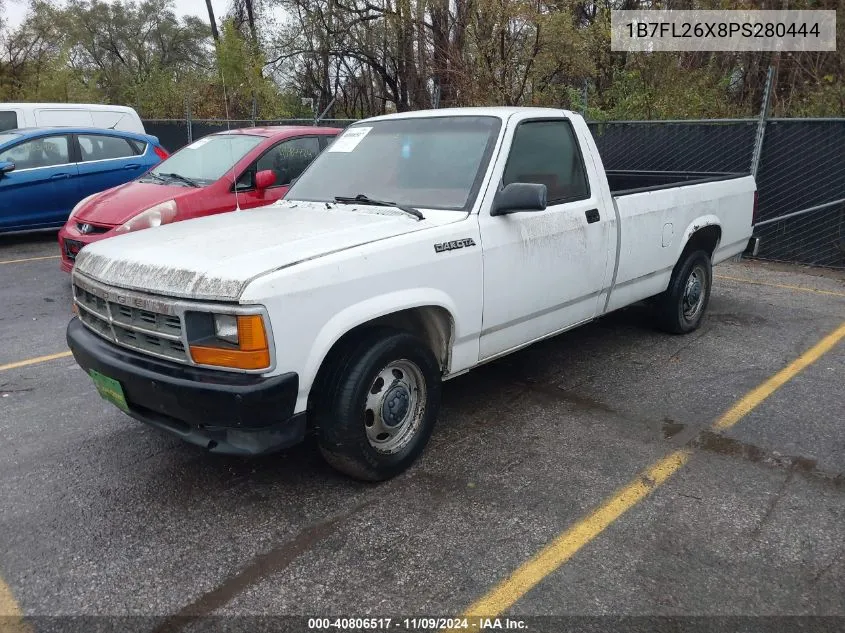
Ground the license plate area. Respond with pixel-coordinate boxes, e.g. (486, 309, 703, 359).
(89, 369, 130, 412)
(65, 239, 84, 261)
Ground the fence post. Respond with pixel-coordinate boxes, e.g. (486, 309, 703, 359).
(316, 96, 337, 124)
(750, 66, 774, 177)
(185, 96, 193, 144)
(581, 79, 588, 117)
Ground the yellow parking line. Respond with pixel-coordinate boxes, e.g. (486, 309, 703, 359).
(712, 321, 845, 430)
(0, 578, 29, 631)
(0, 351, 73, 373)
(452, 320, 845, 624)
(0, 255, 60, 266)
(716, 274, 845, 298)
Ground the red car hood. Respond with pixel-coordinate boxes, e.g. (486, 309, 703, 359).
(75, 182, 191, 226)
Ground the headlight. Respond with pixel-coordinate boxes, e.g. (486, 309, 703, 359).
(68, 193, 100, 220)
(213, 314, 239, 345)
(186, 312, 270, 371)
(114, 200, 177, 234)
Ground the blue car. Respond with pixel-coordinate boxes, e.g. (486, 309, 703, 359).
(0, 127, 168, 233)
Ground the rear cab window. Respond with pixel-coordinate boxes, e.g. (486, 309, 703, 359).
(503, 119, 590, 204)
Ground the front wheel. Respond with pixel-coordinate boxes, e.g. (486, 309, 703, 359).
(313, 329, 442, 481)
(654, 249, 713, 334)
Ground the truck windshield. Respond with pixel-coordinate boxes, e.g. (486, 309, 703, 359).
(144, 133, 264, 186)
(287, 116, 502, 211)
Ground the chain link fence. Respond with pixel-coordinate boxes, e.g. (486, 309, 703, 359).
(586, 118, 845, 269)
(141, 115, 845, 269)
(587, 120, 758, 173)
(752, 119, 845, 269)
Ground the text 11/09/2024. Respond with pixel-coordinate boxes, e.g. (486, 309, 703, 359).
(307, 617, 528, 630)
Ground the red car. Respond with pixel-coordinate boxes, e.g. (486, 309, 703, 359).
(59, 126, 340, 272)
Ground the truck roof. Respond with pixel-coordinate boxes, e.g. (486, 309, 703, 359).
(364, 106, 577, 123)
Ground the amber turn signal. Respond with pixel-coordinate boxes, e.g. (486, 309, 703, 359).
(190, 314, 270, 370)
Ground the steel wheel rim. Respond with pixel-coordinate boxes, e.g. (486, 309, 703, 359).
(683, 264, 707, 321)
(363, 359, 426, 454)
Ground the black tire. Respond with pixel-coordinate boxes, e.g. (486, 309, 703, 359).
(655, 249, 713, 334)
(312, 328, 442, 481)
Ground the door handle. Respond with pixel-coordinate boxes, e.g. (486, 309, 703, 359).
(585, 208, 600, 224)
(124, 164, 140, 169)
(50, 173, 69, 180)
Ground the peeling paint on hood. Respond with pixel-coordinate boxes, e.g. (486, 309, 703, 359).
(74, 200, 463, 302)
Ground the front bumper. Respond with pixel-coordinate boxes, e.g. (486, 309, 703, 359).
(58, 225, 114, 273)
(67, 318, 305, 455)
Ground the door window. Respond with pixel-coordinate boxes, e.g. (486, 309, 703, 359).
(0, 111, 18, 132)
(78, 135, 139, 162)
(256, 136, 321, 187)
(0, 136, 70, 170)
(503, 120, 590, 204)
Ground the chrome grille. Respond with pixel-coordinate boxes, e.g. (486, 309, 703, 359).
(73, 281, 188, 363)
(76, 222, 110, 235)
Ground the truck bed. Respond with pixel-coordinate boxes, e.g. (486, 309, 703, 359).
(607, 170, 748, 196)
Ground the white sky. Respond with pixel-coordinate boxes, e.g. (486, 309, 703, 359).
(4, 0, 237, 29)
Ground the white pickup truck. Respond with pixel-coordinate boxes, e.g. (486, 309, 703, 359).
(67, 107, 758, 480)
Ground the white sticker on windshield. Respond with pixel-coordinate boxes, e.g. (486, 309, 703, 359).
(327, 126, 372, 152)
(186, 137, 212, 149)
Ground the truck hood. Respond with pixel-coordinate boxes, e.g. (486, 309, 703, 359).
(74, 200, 465, 301)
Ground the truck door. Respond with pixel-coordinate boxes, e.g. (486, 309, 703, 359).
(478, 116, 612, 360)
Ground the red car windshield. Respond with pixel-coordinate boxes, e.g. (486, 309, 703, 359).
(144, 134, 264, 186)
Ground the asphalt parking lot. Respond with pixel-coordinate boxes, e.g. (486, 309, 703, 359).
(1, 231, 844, 631)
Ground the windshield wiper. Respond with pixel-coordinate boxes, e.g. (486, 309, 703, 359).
(160, 172, 200, 188)
(334, 194, 424, 221)
(140, 172, 168, 184)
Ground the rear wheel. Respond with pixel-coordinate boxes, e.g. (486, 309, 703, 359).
(312, 329, 441, 481)
(655, 249, 712, 334)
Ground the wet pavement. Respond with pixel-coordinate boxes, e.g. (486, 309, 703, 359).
(1, 231, 844, 628)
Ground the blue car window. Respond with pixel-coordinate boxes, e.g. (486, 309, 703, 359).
(0, 136, 70, 170)
(78, 134, 138, 162)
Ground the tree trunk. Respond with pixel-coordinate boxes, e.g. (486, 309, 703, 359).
(205, 0, 219, 41)
(244, 0, 258, 43)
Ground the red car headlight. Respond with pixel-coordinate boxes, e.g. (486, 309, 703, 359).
(114, 200, 178, 234)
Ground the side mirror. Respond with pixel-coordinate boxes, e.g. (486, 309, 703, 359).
(490, 182, 547, 217)
(0, 161, 15, 175)
(255, 169, 276, 190)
